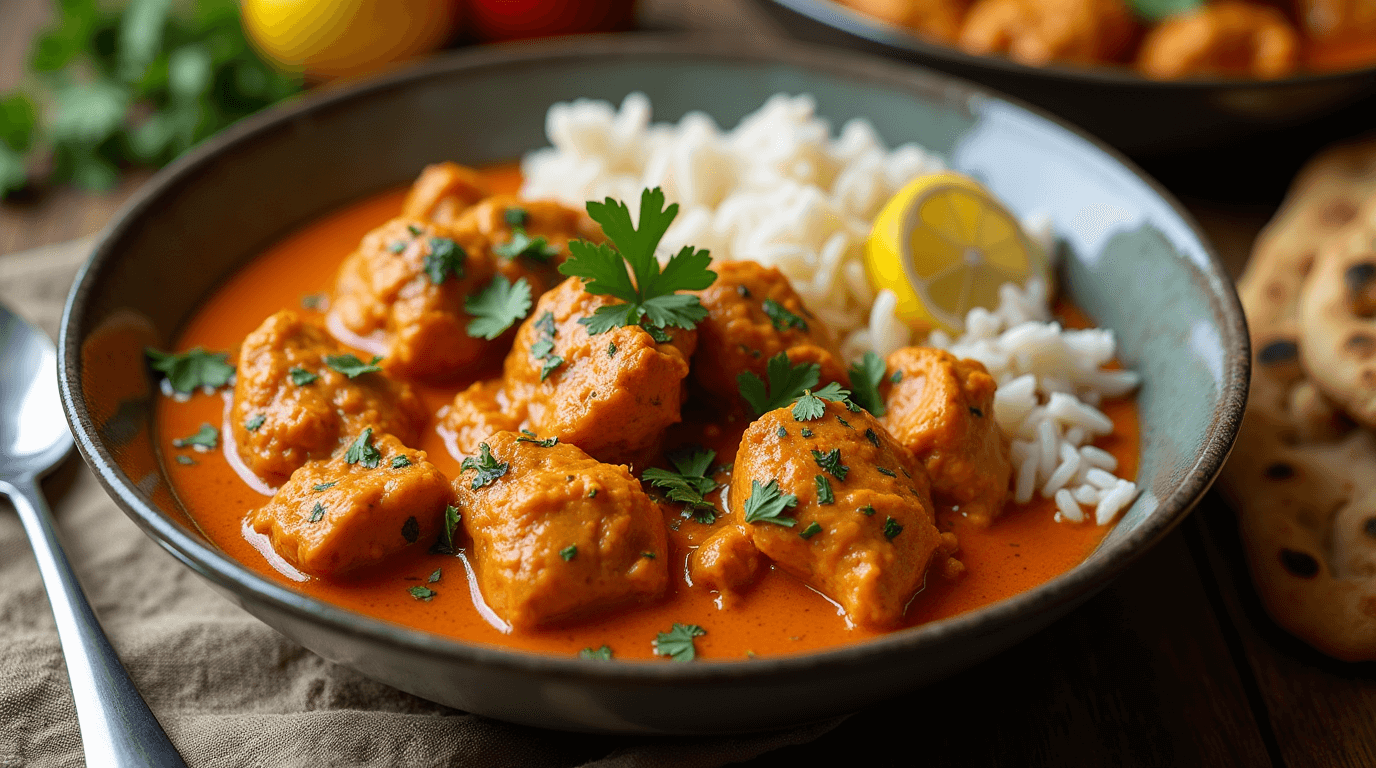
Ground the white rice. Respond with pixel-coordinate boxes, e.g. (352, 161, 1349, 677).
(522, 93, 1140, 526)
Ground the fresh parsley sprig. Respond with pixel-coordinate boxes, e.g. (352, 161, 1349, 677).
(558, 188, 716, 337)
(847, 351, 888, 417)
(642, 446, 720, 524)
(145, 347, 234, 393)
(653, 623, 706, 662)
(461, 443, 509, 490)
(738, 352, 851, 418)
(344, 428, 380, 469)
(465, 275, 532, 340)
(325, 354, 382, 378)
(742, 479, 798, 527)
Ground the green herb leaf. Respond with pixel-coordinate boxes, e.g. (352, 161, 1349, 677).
(312, 482, 336, 492)
(172, 423, 218, 450)
(848, 352, 888, 417)
(516, 429, 558, 447)
(653, 623, 706, 662)
(244, 414, 265, 432)
(390, 455, 412, 469)
(307, 503, 326, 523)
(540, 356, 565, 382)
(401, 516, 419, 543)
(579, 645, 613, 661)
(145, 347, 234, 393)
(408, 585, 437, 601)
(174, 454, 196, 465)
(289, 367, 318, 386)
(530, 311, 564, 381)
(877, 467, 897, 478)
(345, 428, 380, 469)
(494, 230, 560, 262)
(890, 370, 903, 384)
(431, 504, 461, 555)
(607, 342, 618, 357)
(423, 237, 465, 284)
(815, 475, 834, 505)
(864, 428, 880, 447)
(884, 516, 904, 540)
(428, 568, 442, 583)
(504, 207, 528, 228)
(325, 353, 383, 378)
(738, 352, 816, 416)
(762, 298, 808, 332)
(461, 442, 508, 490)
(560, 544, 578, 561)
(858, 504, 876, 516)
(811, 448, 849, 481)
(801, 427, 814, 438)
(465, 275, 532, 339)
(642, 445, 719, 521)
(742, 479, 798, 527)
(799, 521, 823, 540)
(559, 188, 715, 336)
(1131, 0, 1206, 21)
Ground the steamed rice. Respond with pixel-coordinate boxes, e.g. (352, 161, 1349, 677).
(522, 93, 1140, 526)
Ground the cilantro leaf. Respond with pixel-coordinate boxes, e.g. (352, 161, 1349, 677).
(884, 516, 904, 541)
(408, 585, 437, 601)
(792, 382, 854, 422)
(579, 645, 613, 661)
(423, 237, 465, 284)
(401, 516, 420, 543)
(530, 311, 564, 381)
(560, 544, 578, 561)
(516, 429, 558, 447)
(815, 475, 835, 505)
(642, 445, 719, 522)
(653, 623, 706, 662)
(494, 230, 559, 262)
(312, 482, 336, 492)
(325, 353, 383, 378)
(308, 503, 326, 523)
(761, 298, 808, 332)
(244, 414, 265, 432)
(811, 448, 849, 481)
(465, 276, 532, 340)
(799, 521, 823, 540)
(504, 207, 528, 227)
(737, 352, 819, 416)
(172, 423, 218, 450)
(145, 347, 234, 393)
(848, 352, 888, 417)
(742, 479, 798, 527)
(428, 568, 442, 583)
(390, 455, 412, 469)
(431, 504, 461, 555)
(174, 455, 196, 466)
(461, 442, 509, 490)
(289, 367, 318, 386)
(558, 188, 715, 336)
(344, 428, 380, 469)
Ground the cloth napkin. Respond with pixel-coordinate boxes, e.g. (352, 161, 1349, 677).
(0, 239, 842, 768)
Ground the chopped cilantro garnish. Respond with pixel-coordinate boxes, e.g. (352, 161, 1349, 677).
(864, 428, 880, 447)
(408, 585, 437, 601)
(792, 383, 851, 422)
(431, 504, 461, 555)
(801, 428, 813, 438)
(407, 224, 424, 236)
(325, 353, 383, 378)
(642, 445, 719, 523)
(465, 275, 532, 339)
(559, 188, 715, 337)
(877, 467, 897, 478)
(776, 427, 787, 438)
(653, 623, 706, 662)
(815, 475, 834, 505)
(344, 428, 381, 468)
(848, 351, 888, 416)
(579, 645, 613, 661)
(387, 241, 406, 254)
(736, 284, 752, 298)
(742, 479, 798, 527)
(145, 347, 234, 393)
(835, 414, 852, 428)
(539, 356, 564, 381)
(884, 516, 903, 540)
(738, 352, 851, 417)
(244, 414, 266, 432)
(461, 443, 508, 489)
(761, 298, 808, 332)
(812, 448, 849, 480)
(516, 429, 558, 447)
(307, 503, 325, 523)
(174, 455, 196, 466)
(641, 551, 656, 559)
(859, 504, 876, 516)
(799, 521, 823, 540)
(560, 544, 578, 561)
(530, 311, 564, 381)
(173, 423, 219, 450)
(504, 207, 528, 228)
(607, 342, 618, 357)
(312, 482, 336, 492)
(890, 370, 903, 384)
(401, 516, 420, 543)
(391, 455, 412, 469)
(423, 237, 466, 284)
(494, 230, 559, 262)
(288, 367, 318, 386)
(428, 568, 442, 583)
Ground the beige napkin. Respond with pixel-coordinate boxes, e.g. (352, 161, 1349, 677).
(0, 239, 842, 768)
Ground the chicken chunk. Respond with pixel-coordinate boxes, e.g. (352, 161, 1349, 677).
(880, 347, 1011, 526)
(841, 0, 969, 41)
(441, 277, 696, 465)
(231, 310, 427, 486)
(728, 400, 957, 628)
(251, 431, 451, 577)
(455, 431, 669, 629)
(1137, 1, 1300, 80)
(958, 0, 1137, 66)
(327, 217, 499, 381)
(400, 162, 490, 226)
(449, 194, 605, 297)
(689, 525, 764, 604)
(691, 260, 849, 413)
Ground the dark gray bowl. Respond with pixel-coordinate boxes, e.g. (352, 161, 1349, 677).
(58, 35, 1248, 734)
(754, 0, 1376, 165)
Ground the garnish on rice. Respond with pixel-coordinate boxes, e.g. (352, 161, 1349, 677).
(559, 187, 717, 338)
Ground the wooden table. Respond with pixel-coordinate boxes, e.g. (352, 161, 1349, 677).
(5, 0, 1375, 765)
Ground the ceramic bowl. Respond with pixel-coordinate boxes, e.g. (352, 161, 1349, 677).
(59, 35, 1247, 734)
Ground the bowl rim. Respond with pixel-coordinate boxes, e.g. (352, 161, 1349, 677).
(59, 33, 1249, 684)
(763, 0, 1376, 90)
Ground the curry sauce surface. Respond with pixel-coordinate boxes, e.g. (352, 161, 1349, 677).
(156, 165, 1137, 660)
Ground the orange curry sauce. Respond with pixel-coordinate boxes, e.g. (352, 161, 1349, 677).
(156, 165, 1138, 660)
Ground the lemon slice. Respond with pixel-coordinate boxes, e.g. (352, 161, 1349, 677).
(863, 171, 1051, 334)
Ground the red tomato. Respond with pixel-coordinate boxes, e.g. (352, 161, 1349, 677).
(466, 0, 636, 41)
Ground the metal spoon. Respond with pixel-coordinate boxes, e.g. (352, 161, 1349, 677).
(0, 303, 188, 767)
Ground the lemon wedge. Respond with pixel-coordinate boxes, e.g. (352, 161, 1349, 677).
(864, 171, 1050, 334)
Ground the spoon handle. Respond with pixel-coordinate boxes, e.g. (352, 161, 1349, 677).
(2, 476, 189, 768)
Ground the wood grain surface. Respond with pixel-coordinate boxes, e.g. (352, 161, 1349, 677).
(4, 0, 1374, 765)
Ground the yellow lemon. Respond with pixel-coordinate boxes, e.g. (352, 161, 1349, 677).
(242, 0, 460, 82)
(864, 171, 1051, 334)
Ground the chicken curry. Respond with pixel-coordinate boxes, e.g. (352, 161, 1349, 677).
(152, 163, 1138, 660)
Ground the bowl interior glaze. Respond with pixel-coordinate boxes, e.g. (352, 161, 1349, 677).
(59, 36, 1247, 733)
